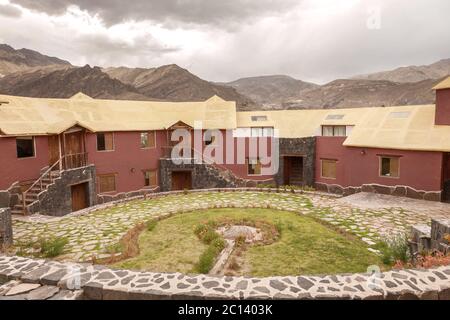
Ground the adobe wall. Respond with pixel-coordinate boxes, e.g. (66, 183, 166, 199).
(0, 136, 49, 190)
(315, 137, 443, 196)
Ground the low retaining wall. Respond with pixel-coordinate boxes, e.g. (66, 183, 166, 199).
(315, 182, 441, 202)
(97, 187, 159, 205)
(0, 208, 12, 247)
(0, 255, 449, 300)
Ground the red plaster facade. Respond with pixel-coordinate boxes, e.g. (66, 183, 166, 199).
(315, 137, 443, 192)
(435, 88, 450, 125)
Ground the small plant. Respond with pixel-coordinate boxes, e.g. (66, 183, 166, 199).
(183, 188, 189, 195)
(146, 219, 158, 232)
(39, 237, 68, 258)
(228, 257, 240, 271)
(377, 234, 410, 266)
(235, 235, 246, 247)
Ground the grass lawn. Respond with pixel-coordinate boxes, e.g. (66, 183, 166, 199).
(113, 208, 383, 276)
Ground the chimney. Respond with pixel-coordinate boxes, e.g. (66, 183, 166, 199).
(434, 77, 450, 125)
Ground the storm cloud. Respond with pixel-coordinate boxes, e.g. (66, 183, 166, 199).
(10, 0, 300, 27)
(0, 3, 22, 17)
(1, 0, 450, 83)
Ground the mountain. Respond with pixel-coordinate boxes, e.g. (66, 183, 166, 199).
(353, 59, 450, 83)
(283, 78, 440, 110)
(104, 65, 255, 109)
(225, 75, 319, 109)
(0, 65, 149, 100)
(0, 44, 70, 77)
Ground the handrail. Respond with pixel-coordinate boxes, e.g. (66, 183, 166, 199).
(21, 152, 88, 215)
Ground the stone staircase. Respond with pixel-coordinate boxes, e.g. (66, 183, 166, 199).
(11, 171, 61, 215)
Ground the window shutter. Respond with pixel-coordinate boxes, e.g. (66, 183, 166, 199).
(105, 133, 114, 150)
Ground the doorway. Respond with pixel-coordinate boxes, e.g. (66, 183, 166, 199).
(48, 135, 60, 166)
(171, 171, 192, 191)
(63, 129, 85, 169)
(283, 156, 304, 186)
(443, 153, 450, 203)
(71, 183, 89, 212)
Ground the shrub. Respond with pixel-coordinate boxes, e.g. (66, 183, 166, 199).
(202, 229, 220, 244)
(194, 224, 208, 237)
(146, 220, 158, 232)
(195, 245, 221, 274)
(228, 258, 240, 271)
(235, 235, 246, 247)
(39, 237, 68, 258)
(377, 234, 410, 266)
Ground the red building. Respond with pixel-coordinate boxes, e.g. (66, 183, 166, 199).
(1, 77, 450, 216)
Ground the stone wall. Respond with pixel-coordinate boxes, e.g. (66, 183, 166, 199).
(0, 208, 12, 247)
(0, 182, 21, 210)
(29, 165, 97, 216)
(97, 187, 158, 204)
(159, 159, 274, 192)
(274, 138, 316, 187)
(1, 255, 449, 300)
(315, 182, 442, 202)
(411, 219, 450, 255)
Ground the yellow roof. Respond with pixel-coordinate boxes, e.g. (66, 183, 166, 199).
(433, 76, 450, 90)
(1, 93, 450, 152)
(239, 105, 450, 152)
(0, 93, 237, 135)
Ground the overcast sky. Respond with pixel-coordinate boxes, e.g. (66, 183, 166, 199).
(0, 0, 449, 83)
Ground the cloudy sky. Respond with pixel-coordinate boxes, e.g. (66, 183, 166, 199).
(0, 0, 449, 83)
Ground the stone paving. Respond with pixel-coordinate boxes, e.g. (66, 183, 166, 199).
(10, 190, 450, 263)
(1, 255, 450, 300)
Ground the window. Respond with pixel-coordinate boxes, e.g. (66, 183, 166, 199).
(16, 137, 35, 158)
(251, 127, 263, 137)
(251, 115, 268, 122)
(322, 125, 347, 137)
(247, 158, 262, 175)
(262, 127, 274, 137)
(144, 170, 158, 187)
(321, 159, 337, 179)
(204, 131, 216, 146)
(380, 156, 400, 178)
(98, 174, 116, 193)
(97, 133, 114, 151)
(141, 131, 156, 149)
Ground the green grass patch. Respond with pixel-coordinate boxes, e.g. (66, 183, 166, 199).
(113, 208, 383, 276)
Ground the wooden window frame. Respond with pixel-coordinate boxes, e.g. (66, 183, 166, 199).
(140, 131, 156, 149)
(379, 156, 400, 179)
(96, 132, 115, 152)
(97, 173, 117, 193)
(143, 169, 158, 187)
(16, 136, 36, 159)
(321, 159, 337, 179)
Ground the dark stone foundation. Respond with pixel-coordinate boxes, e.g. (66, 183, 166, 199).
(316, 182, 442, 202)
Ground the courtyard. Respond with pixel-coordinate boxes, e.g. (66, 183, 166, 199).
(10, 190, 450, 272)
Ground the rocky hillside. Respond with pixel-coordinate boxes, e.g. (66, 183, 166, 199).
(225, 75, 318, 109)
(0, 65, 149, 100)
(0, 44, 70, 77)
(104, 65, 255, 110)
(283, 78, 441, 109)
(353, 58, 450, 83)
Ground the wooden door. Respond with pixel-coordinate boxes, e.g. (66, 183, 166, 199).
(171, 171, 192, 191)
(65, 131, 83, 155)
(71, 183, 88, 212)
(48, 135, 60, 166)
